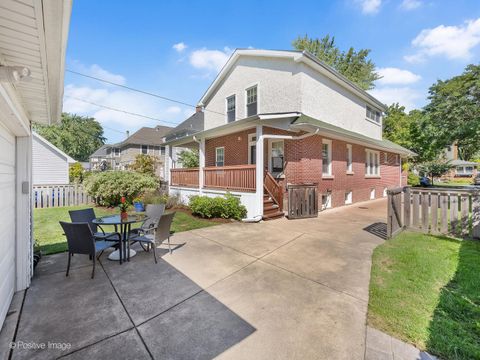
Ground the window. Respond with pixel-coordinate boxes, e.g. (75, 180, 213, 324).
(322, 193, 332, 210)
(246, 85, 258, 117)
(113, 148, 120, 156)
(346, 144, 352, 173)
(270, 140, 284, 176)
(365, 149, 380, 176)
(395, 154, 400, 165)
(383, 187, 388, 197)
(366, 106, 381, 123)
(248, 134, 256, 165)
(370, 188, 376, 200)
(141, 145, 148, 154)
(322, 139, 332, 176)
(160, 146, 166, 155)
(226, 95, 236, 123)
(345, 191, 352, 205)
(215, 147, 224, 167)
(384, 152, 388, 164)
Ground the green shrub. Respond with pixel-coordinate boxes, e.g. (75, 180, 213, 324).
(83, 171, 158, 206)
(407, 172, 420, 186)
(189, 193, 247, 220)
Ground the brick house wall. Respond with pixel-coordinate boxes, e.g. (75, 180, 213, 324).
(205, 127, 403, 209)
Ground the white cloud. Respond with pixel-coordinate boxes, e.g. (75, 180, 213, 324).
(369, 86, 423, 111)
(356, 0, 382, 14)
(405, 18, 480, 61)
(70, 61, 127, 85)
(400, 0, 422, 10)
(189, 47, 232, 72)
(376, 67, 421, 85)
(166, 106, 181, 114)
(403, 53, 426, 64)
(173, 42, 187, 53)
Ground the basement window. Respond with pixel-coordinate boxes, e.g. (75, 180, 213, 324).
(322, 193, 332, 210)
(345, 191, 352, 205)
(370, 188, 376, 200)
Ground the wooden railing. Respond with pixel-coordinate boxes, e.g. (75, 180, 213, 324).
(387, 186, 480, 239)
(33, 184, 92, 209)
(264, 171, 283, 211)
(170, 168, 199, 187)
(204, 165, 256, 192)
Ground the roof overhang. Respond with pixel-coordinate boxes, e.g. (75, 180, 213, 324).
(198, 49, 386, 111)
(0, 0, 72, 126)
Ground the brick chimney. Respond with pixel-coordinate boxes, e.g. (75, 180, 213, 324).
(126, 130, 130, 139)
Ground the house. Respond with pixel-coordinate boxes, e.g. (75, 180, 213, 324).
(32, 132, 76, 185)
(89, 125, 172, 178)
(0, 0, 71, 328)
(164, 49, 414, 220)
(443, 144, 477, 179)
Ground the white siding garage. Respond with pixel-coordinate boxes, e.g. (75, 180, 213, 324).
(0, 121, 15, 325)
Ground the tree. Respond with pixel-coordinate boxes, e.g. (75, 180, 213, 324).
(34, 113, 105, 162)
(417, 160, 453, 185)
(292, 34, 380, 90)
(69, 162, 84, 183)
(177, 149, 199, 168)
(130, 154, 157, 176)
(425, 64, 480, 161)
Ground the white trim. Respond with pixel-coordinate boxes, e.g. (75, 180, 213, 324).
(345, 190, 352, 205)
(255, 125, 264, 217)
(268, 138, 285, 177)
(322, 139, 332, 176)
(370, 188, 376, 200)
(248, 133, 256, 165)
(215, 147, 225, 167)
(365, 149, 381, 177)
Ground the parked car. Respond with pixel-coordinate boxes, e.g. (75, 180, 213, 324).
(474, 173, 480, 185)
(420, 176, 431, 187)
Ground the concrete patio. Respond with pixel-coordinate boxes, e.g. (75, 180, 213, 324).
(6, 199, 392, 359)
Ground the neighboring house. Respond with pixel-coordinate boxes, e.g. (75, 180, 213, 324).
(443, 144, 477, 179)
(0, 1, 71, 329)
(164, 109, 204, 167)
(32, 132, 75, 185)
(165, 49, 414, 220)
(89, 125, 172, 178)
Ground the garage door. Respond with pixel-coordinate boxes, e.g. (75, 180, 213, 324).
(0, 120, 16, 326)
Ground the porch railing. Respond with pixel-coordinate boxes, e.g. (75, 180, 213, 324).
(204, 165, 256, 192)
(170, 168, 199, 187)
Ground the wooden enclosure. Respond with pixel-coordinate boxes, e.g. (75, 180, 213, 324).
(287, 184, 318, 219)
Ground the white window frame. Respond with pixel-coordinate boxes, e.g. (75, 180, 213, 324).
(215, 147, 225, 167)
(370, 188, 376, 200)
(248, 133, 256, 165)
(322, 139, 333, 177)
(366, 105, 382, 125)
(245, 84, 259, 117)
(345, 191, 352, 205)
(322, 193, 332, 210)
(365, 149, 380, 177)
(346, 144, 353, 173)
(226, 94, 236, 123)
(383, 187, 388, 197)
(268, 139, 285, 177)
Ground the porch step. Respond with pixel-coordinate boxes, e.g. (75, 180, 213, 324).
(262, 211, 285, 221)
(263, 204, 280, 216)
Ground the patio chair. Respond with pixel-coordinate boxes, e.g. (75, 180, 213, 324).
(69, 208, 118, 241)
(129, 204, 165, 251)
(59, 221, 121, 278)
(129, 212, 175, 263)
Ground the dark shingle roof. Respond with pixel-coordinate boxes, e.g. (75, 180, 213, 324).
(165, 112, 204, 142)
(89, 144, 110, 158)
(116, 125, 172, 147)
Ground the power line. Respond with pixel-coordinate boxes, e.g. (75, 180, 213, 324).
(65, 96, 181, 126)
(66, 69, 229, 118)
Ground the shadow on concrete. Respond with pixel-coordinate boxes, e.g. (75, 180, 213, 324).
(425, 237, 480, 360)
(363, 222, 388, 240)
(11, 245, 256, 360)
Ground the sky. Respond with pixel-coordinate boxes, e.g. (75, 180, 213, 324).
(64, 0, 480, 144)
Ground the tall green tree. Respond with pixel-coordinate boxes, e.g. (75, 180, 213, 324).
(177, 149, 199, 168)
(292, 34, 380, 90)
(425, 64, 480, 161)
(34, 113, 105, 162)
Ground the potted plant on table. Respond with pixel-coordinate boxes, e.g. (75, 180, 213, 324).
(119, 196, 129, 220)
(133, 196, 145, 212)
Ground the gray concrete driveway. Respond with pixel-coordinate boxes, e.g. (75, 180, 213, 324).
(9, 199, 387, 360)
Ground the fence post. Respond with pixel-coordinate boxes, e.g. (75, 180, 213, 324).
(387, 191, 393, 239)
(404, 187, 411, 228)
(472, 193, 480, 239)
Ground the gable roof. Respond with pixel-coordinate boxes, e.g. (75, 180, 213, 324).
(33, 132, 76, 163)
(116, 125, 172, 147)
(165, 111, 204, 142)
(198, 49, 386, 111)
(89, 144, 111, 158)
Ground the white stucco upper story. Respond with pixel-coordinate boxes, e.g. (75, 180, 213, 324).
(199, 50, 385, 140)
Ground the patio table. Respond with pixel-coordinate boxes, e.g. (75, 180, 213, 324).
(93, 214, 148, 262)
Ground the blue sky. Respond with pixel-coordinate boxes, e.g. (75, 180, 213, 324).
(64, 0, 480, 143)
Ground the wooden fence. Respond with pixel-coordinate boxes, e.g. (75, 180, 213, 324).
(287, 184, 318, 219)
(33, 184, 92, 209)
(387, 186, 480, 239)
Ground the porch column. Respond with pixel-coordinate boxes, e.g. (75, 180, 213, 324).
(165, 145, 173, 186)
(199, 138, 205, 194)
(255, 125, 264, 217)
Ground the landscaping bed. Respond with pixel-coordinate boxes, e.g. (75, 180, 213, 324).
(368, 231, 480, 360)
(34, 205, 224, 255)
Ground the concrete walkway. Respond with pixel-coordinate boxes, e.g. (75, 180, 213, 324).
(5, 198, 413, 359)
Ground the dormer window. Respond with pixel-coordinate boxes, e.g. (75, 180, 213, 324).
(366, 106, 381, 123)
(246, 85, 258, 117)
(226, 95, 236, 123)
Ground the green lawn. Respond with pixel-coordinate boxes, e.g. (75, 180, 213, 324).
(368, 232, 480, 360)
(34, 206, 222, 255)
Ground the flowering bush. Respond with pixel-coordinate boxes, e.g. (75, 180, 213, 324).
(83, 171, 158, 206)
